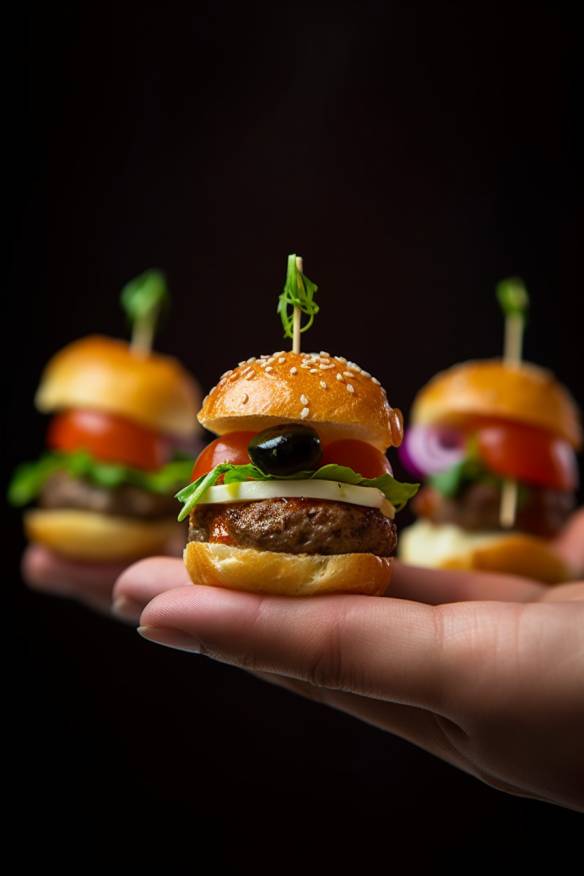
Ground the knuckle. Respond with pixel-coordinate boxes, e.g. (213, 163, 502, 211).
(305, 605, 353, 691)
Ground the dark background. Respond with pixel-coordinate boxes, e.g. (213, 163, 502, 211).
(8, 0, 582, 852)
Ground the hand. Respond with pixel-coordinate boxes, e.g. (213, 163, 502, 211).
(114, 509, 584, 812)
(22, 531, 184, 620)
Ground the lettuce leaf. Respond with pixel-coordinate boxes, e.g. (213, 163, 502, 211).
(175, 462, 419, 521)
(8, 451, 194, 507)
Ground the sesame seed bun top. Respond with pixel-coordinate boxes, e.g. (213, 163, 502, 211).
(198, 350, 403, 450)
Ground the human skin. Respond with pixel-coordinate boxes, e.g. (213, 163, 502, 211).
(22, 512, 584, 810)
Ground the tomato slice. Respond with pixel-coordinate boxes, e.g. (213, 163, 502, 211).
(320, 439, 392, 479)
(191, 432, 256, 480)
(48, 410, 170, 471)
(476, 421, 578, 491)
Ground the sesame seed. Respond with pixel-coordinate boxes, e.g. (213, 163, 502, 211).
(361, 370, 371, 378)
(300, 407, 310, 419)
(238, 361, 246, 367)
(319, 363, 333, 369)
(343, 371, 356, 377)
(336, 373, 344, 382)
(221, 370, 233, 379)
(290, 367, 298, 375)
(372, 377, 380, 385)
(278, 357, 286, 363)
(346, 383, 355, 394)
(309, 368, 318, 374)
(300, 394, 309, 405)
(320, 381, 328, 390)
(245, 372, 255, 380)
(241, 393, 249, 404)
(300, 363, 310, 369)
(265, 366, 273, 372)
(247, 357, 256, 364)
(274, 351, 285, 356)
(320, 351, 330, 357)
(337, 356, 347, 363)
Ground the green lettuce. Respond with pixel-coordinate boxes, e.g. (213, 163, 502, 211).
(175, 463, 419, 522)
(8, 450, 193, 507)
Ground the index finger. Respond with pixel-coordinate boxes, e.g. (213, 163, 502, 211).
(389, 560, 546, 604)
(138, 580, 458, 713)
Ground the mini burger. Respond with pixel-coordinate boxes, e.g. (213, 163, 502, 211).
(9, 270, 201, 562)
(398, 278, 581, 583)
(176, 255, 418, 597)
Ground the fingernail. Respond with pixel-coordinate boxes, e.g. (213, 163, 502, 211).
(137, 625, 201, 654)
(111, 597, 142, 622)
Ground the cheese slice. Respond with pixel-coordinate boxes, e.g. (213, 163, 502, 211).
(199, 479, 395, 517)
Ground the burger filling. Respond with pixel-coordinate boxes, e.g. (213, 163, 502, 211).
(399, 421, 578, 538)
(175, 423, 418, 557)
(39, 470, 180, 520)
(8, 404, 201, 519)
(413, 482, 574, 538)
(189, 498, 397, 556)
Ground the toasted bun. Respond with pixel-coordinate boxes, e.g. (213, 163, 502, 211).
(399, 520, 571, 584)
(198, 351, 403, 450)
(35, 336, 201, 437)
(411, 359, 582, 448)
(184, 541, 393, 596)
(24, 508, 182, 562)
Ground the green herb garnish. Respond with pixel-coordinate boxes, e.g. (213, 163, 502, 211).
(496, 276, 529, 318)
(121, 268, 170, 354)
(175, 462, 419, 521)
(277, 254, 319, 342)
(7, 451, 193, 506)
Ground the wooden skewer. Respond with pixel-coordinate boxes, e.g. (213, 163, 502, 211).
(293, 256, 303, 354)
(131, 320, 154, 356)
(499, 290, 526, 528)
(500, 478, 518, 528)
(504, 314, 523, 365)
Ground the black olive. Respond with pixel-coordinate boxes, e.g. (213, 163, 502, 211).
(248, 424, 322, 476)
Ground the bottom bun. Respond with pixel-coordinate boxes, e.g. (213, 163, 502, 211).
(184, 541, 393, 596)
(25, 509, 181, 562)
(399, 520, 570, 584)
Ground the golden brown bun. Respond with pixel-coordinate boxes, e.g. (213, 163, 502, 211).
(399, 520, 571, 584)
(184, 541, 393, 596)
(35, 335, 201, 437)
(25, 508, 181, 562)
(198, 351, 403, 450)
(411, 359, 582, 448)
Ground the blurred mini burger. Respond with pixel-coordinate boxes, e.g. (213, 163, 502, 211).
(399, 279, 581, 583)
(176, 255, 418, 596)
(9, 271, 201, 562)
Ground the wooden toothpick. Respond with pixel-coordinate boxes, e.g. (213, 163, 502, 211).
(293, 256, 303, 354)
(496, 278, 529, 528)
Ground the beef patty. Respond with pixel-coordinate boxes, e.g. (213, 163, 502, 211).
(188, 497, 397, 556)
(40, 470, 179, 519)
(413, 482, 574, 538)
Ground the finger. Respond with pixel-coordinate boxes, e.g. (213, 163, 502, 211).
(137, 580, 459, 712)
(389, 560, 545, 604)
(113, 556, 191, 621)
(22, 545, 125, 603)
(552, 509, 584, 577)
(250, 669, 473, 772)
(538, 580, 584, 603)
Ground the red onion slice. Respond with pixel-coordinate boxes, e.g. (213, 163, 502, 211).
(398, 425, 465, 477)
